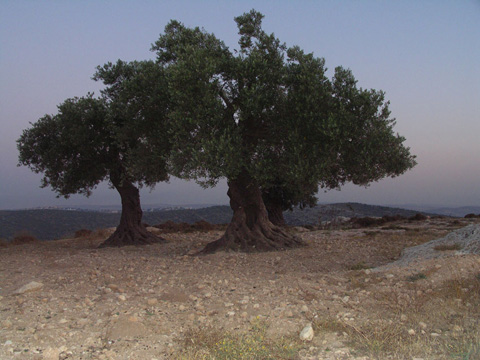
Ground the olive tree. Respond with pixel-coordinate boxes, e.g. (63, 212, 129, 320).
(17, 60, 170, 247)
(152, 10, 416, 252)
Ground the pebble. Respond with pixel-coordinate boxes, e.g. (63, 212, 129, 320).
(13, 281, 44, 295)
(419, 321, 427, 329)
(42, 347, 60, 360)
(147, 298, 158, 305)
(300, 323, 314, 341)
(408, 329, 416, 336)
(117, 294, 126, 301)
(84, 298, 94, 306)
(301, 305, 309, 312)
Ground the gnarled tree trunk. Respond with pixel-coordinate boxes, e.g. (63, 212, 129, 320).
(99, 178, 165, 248)
(201, 171, 303, 253)
(264, 199, 286, 227)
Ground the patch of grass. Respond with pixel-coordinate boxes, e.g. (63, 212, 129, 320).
(175, 318, 301, 359)
(348, 261, 372, 271)
(434, 243, 463, 251)
(407, 272, 427, 282)
(315, 270, 480, 359)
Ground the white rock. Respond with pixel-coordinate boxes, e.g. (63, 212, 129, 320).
(42, 347, 60, 360)
(408, 329, 416, 336)
(300, 323, 314, 341)
(13, 281, 44, 295)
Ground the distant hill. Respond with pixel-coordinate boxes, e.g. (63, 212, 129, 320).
(283, 202, 437, 226)
(0, 206, 233, 241)
(0, 203, 444, 241)
(397, 205, 480, 218)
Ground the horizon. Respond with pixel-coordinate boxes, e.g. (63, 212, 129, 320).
(2, 200, 480, 213)
(1, 1, 479, 210)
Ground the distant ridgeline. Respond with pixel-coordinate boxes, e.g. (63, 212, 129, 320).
(0, 203, 447, 241)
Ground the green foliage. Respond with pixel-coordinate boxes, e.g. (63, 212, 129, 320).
(17, 60, 170, 198)
(152, 9, 416, 200)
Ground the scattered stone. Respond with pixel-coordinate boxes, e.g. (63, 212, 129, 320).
(419, 321, 427, 329)
(300, 323, 314, 341)
(84, 298, 94, 306)
(408, 329, 416, 336)
(108, 284, 119, 291)
(42, 347, 60, 360)
(147, 298, 158, 305)
(301, 305, 309, 312)
(431, 332, 441, 337)
(13, 281, 44, 295)
(2, 320, 12, 329)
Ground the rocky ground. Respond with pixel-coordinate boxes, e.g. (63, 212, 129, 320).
(0, 217, 479, 360)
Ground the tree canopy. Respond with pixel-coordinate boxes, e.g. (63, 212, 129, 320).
(17, 60, 170, 247)
(152, 10, 416, 252)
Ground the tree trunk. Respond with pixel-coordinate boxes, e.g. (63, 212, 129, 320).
(265, 200, 286, 227)
(201, 171, 303, 253)
(99, 179, 165, 248)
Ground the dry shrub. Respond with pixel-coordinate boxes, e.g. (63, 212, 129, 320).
(0, 238, 9, 247)
(408, 213, 428, 221)
(93, 228, 112, 239)
(191, 220, 215, 232)
(352, 217, 385, 228)
(74, 229, 93, 238)
(434, 243, 463, 251)
(176, 319, 300, 360)
(465, 213, 480, 219)
(11, 231, 38, 245)
(316, 269, 480, 359)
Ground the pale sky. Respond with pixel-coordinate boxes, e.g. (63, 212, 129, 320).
(1, 1, 479, 210)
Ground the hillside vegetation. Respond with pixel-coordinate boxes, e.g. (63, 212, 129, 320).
(0, 203, 437, 241)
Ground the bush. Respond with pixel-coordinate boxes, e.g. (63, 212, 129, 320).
(408, 213, 427, 221)
(382, 214, 405, 222)
(465, 213, 480, 219)
(0, 238, 9, 247)
(11, 231, 38, 245)
(191, 220, 215, 232)
(74, 229, 93, 238)
(351, 217, 385, 228)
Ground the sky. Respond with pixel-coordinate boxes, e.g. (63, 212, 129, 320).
(1, 0, 479, 210)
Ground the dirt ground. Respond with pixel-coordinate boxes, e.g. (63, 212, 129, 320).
(0, 217, 479, 360)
